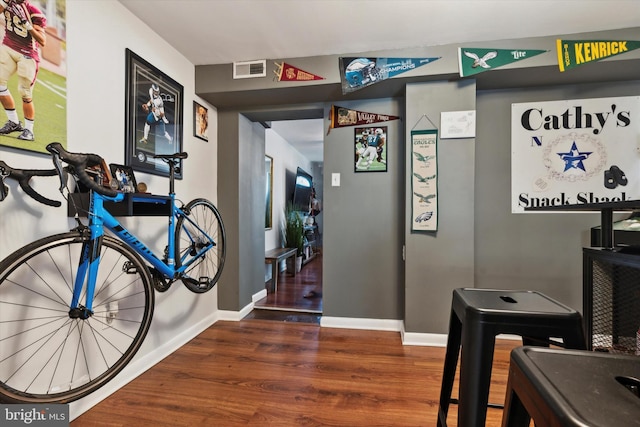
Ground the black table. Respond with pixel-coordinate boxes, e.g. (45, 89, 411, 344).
(502, 346, 640, 427)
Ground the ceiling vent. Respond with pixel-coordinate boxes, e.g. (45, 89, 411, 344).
(233, 60, 266, 79)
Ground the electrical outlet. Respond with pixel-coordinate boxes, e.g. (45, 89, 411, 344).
(332, 173, 340, 187)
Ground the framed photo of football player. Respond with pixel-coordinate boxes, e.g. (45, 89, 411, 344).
(125, 49, 184, 179)
(354, 126, 387, 173)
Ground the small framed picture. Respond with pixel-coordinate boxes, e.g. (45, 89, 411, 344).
(109, 164, 138, 193)
(355, 126, 388, 172)
(194, 101, 209, 141)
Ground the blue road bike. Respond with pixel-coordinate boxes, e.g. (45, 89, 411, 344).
(0, 143, 225, 403)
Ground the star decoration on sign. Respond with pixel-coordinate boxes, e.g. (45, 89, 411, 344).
(557, 142, 592, 172)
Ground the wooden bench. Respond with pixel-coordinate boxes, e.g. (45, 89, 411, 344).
(265, 247, 297, 292)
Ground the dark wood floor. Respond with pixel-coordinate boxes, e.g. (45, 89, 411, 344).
(71, 319, 519, 426)
(254, 252, 322, 313)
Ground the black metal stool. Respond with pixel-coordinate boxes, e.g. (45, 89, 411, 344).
(437, 288, 586, 427)
(502, 347, 640, 427)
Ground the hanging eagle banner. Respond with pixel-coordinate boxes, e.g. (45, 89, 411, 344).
(339, 57, 440, 94)
(328, 105, 400, 134)
(458, 48, 548, 77)
(557, 39, 640, 72)
(274, 62, 325, 81)
(411, 129, 438, 232)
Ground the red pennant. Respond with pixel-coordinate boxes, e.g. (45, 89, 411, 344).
(274, 62, 324, 81)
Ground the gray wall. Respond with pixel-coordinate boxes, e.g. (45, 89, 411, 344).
(210, 27, 640, 335)
(475, 80, 640, 313)
(217, 111, 265, 310)
(404, 80, 477, 333)
(322, 98, 404, 320)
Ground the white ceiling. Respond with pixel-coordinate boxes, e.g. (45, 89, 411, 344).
(270, 119, 325, 162)
(117, 0, 640, 162)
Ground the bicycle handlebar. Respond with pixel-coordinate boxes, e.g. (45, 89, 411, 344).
(0, 160, 62, 207)
(46, 142, 120, 198)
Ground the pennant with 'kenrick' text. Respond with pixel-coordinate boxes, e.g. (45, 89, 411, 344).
(328, 105, 400, 134)
(339, 57, 440, 94)
(458, 47, 548, 77)
(274, 62, 325, 81)
(556, 39, 640, 72)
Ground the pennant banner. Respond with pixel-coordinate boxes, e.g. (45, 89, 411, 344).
(274, 62, 325, 81)
(556, 39, 640, 72)
(339, 57, 440, 94)
(328, 105, 400, 134)
(458, 48, 547, 77)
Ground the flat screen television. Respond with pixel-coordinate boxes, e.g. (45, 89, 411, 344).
(292, 167, 313, 212)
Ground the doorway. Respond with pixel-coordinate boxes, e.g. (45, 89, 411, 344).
(255, 117, 324, 313)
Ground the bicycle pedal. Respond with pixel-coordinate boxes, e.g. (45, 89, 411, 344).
(123, 261, 138, 274)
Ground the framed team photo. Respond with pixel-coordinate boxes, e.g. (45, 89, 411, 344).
(109, 163, 138, 193)
(125, 49, 184, 179)
(354, 126, 388, 172)
(193, 101, 209, 141)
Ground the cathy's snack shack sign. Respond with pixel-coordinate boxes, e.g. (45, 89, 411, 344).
(512, 96, 640, 213)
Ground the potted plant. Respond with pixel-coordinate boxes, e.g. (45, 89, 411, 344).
(284, 203, 305, 273)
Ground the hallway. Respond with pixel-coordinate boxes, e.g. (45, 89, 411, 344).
(254, 253, 322, 313)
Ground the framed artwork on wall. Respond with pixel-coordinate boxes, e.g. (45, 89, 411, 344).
(0, 0, 68, 154)
(355, 126, 387, 172)
(109, 163, 138, 193)
(265, 155, 273, 229)
(125, 49, 184, 179)
(194, 101, 209, 141)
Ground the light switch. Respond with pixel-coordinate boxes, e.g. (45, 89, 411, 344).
(331, 173, 340, 187)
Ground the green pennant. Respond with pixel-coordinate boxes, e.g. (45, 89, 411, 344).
(458, 47, 548, 77)
(557, 39, 640, 72)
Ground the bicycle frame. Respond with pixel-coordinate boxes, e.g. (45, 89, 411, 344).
(70, 189, 215, 313)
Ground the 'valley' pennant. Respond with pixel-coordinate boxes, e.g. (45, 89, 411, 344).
(274, 62, 325, 81)
(458, 48, 547, 77)
(339, 57, 440, 94)
(557, 39, 640, 72)
(328, 105, 400, 134)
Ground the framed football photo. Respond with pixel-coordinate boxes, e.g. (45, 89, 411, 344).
(125, 49, 184, 179)
(354, 126, 388, 172)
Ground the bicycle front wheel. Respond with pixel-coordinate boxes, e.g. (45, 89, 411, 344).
(176, 198, 226, 293)
(0, 231, 154, 403)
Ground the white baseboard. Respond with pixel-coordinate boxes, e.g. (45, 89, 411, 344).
(402, 331, 448, 347)
(320, 316, 403, 332)
(216, 301, 256, 321)
(253, 289, 267, 302)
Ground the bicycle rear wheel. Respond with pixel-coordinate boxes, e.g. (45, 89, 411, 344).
(176, 198, 226, 293)
(0, 231, 154, 403)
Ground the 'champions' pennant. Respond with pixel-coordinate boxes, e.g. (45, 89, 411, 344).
(274, 62, 324, 82)
(458, 47, 547, 77)
(339, 57, 440, 94)
(556, 39, 640, 72)
(328, 105, 400, 134)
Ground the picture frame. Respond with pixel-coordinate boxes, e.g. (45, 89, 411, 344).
(265, 155, 273, 229)
(109, 163, 138, 193)
(125, 48, 184, 179)
(354, 126, 388, 172)
(193, 101, 209, 141)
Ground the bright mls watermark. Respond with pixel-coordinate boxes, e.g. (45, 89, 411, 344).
(1, 405, 68, 426)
